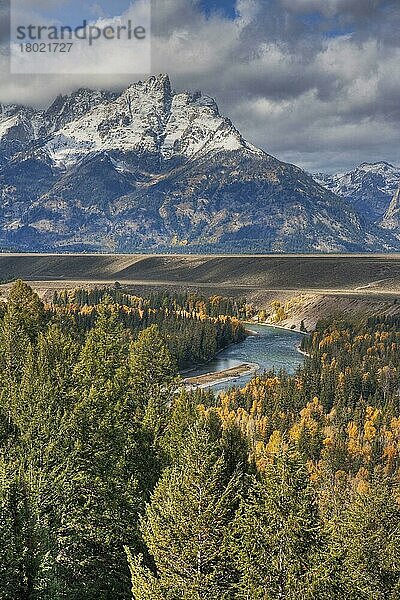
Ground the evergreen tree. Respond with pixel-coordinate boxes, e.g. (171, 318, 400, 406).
(333, 474, 400, 599)
(47, 302, 148, 600)
(232, 447, 325, 599)
(129, 324, 179, 437)
(159, 390, 201, 462)
(0, 459, 60, 600)
(0, 307, 32, 385)
(75, 299, 130, 389)
(129, 324, 178, 396)
(129, 424, 242, 600)
(7, 279, 45, 340)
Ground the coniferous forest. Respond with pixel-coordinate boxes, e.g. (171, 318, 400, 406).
(1, 280, 400, 599)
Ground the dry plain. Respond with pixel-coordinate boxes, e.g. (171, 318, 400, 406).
(1, 253, 399, 330)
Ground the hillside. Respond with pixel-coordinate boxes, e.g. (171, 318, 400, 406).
(381, 186, 400, 239)
(1, 253, 399, 293)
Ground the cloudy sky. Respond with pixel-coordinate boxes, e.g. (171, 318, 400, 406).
(1, 0, 400, 172)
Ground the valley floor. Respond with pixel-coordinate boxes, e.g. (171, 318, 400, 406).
(1, 253, 399, 328)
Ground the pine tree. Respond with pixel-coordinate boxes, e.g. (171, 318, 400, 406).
(129, 324, 178, 397)
(129, 423, 242, 600)
(129, 324, 179, 437)
(333, 474, 400, 599)
(159, 390, 200, 462)
(7, 279, 46, 340)
(232, 447, 325, 599)
(75, 299, 130, 389)
(0, 459, 60, 600)
(0, 307, 32, 385)
(46, 302, 147, 600)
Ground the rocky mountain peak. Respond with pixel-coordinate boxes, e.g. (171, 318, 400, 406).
(358, 161, 395, 172)
(0, 74, 399, 253)
(120, 73, 173, 127)
(45, 88, 117, 133)
(314, 161, 400, 223)
(40, 74, 253, 167)
(124, 74, 172, 106)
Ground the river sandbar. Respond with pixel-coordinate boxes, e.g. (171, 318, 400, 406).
(183, 362, 259, 390)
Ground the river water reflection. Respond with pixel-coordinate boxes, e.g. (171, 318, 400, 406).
(188, 324, 306, 393)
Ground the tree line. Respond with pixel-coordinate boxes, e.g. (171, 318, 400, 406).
(52, 287, 247, 368)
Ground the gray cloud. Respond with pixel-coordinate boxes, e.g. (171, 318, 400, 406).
(281, 0, 383, 18)
(0, 0, 9, 44)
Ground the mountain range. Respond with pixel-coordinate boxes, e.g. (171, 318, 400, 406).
(314, 162, 400, 224)
(0, 74, 399, 253)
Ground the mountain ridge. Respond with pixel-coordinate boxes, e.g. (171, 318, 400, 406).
(0, 74, 398, 253)
(314, 161, 400, 224)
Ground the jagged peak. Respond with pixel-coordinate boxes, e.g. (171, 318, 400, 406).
(357, 161, 397, 171)
(124, 73, 172, 96)
(3, 74, 265, 165)
(46, 88, 113, 113)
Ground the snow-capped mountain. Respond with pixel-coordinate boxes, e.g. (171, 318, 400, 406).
(43, 75, 258, 169)
(44, 88, 118, 135)
(314, 162, 400, 224)
(0, 104, 43, 158)
(0, 74, 398, 253)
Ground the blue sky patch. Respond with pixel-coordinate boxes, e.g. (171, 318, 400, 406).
(199, 0, 237, 20)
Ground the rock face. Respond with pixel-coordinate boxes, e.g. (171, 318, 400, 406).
(314, 162, 400, 224)
(0, 74, 398, 253)
(381, 187, 400, 239)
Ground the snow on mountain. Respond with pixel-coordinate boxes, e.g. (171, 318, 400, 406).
(314, 162, 400, 223)
(0, 74, 399, 253)
(43, 75, 259, 169)
(0, 104, 42, 155)
(44, 88, 117, 134)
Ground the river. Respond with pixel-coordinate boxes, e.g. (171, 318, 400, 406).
(187, 324, 305, 393)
